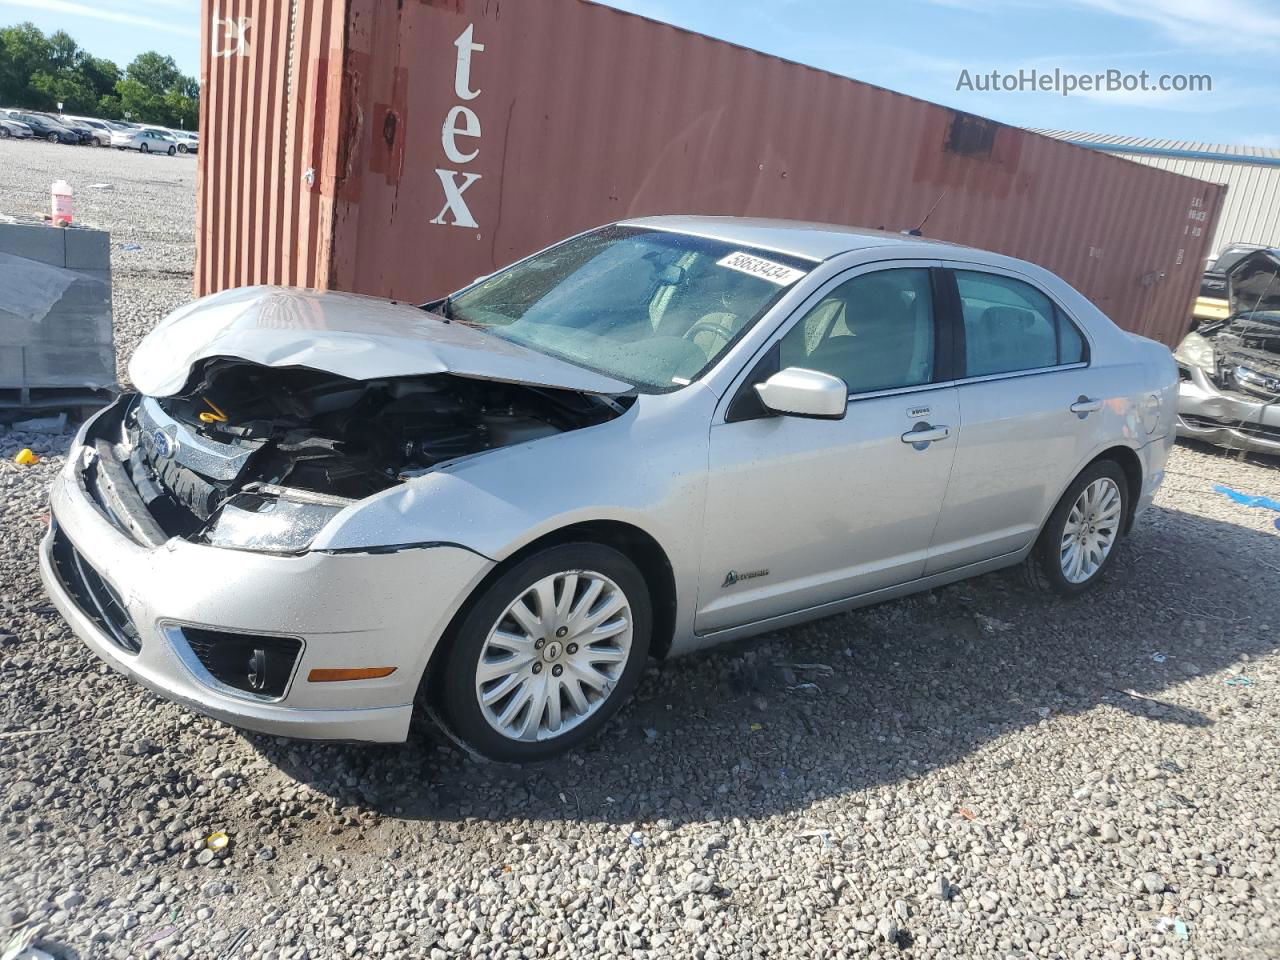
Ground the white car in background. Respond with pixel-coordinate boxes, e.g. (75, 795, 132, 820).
(173, 131, 199, 154)
(0, 114, 33, 139)
(111, 127, 178, 155)
(64, 116, 112, 147)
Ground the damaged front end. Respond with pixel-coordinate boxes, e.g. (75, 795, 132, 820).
(110, 359, 622, 554)
(1175, 248, 1280, 455)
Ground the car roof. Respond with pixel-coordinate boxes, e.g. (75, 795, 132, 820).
(618, 215, 979, 262)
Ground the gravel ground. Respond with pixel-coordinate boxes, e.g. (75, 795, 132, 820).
(2, 142, 1279, 960)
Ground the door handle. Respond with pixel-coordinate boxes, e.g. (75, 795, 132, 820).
(901, 422, 950, 448)
(1070, 396, 1103, 417)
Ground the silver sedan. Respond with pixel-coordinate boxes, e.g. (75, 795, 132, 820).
(42, 217, 1177, 761)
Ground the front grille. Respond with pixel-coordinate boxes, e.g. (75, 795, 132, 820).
(49, 525, 141, 653)
(1181, 414, 1280, 442)
(178, 628, 303, 700)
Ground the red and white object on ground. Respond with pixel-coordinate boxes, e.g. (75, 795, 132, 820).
(51, 179, 73, 226)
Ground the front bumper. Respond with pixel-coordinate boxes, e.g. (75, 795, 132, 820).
(41, 405, 494, 742)
(1176, 365, 1280, 455)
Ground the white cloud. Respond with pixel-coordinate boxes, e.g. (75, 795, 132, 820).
(0, 0, 198, 37)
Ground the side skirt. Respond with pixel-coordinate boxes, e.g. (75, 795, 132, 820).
(676, 548, 1029, 654)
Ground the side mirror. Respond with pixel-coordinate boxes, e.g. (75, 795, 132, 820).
(754, 367, 847, 420)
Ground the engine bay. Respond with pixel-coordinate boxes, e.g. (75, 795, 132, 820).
(121, 359, 625, 541)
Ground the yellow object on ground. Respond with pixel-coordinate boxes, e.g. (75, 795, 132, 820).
(13, 448, 40, 465)
(205, 831, 230, 850)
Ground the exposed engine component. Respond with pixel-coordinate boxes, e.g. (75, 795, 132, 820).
(120, 359, 624, 541)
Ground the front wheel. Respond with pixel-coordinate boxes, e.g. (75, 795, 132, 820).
(1022, 460, 1128, 595)
(167, 145, 176, 156)
(178, 143, 188, 154)
(46, 132, 58, 144)
(140, 142, 149, 153)
(435, 542, 651, 762)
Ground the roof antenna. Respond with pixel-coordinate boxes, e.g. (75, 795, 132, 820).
(904, 190, 947, 237)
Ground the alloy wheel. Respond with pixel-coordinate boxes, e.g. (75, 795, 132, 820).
(1059, 477, 1122, 583)
(474, 570, 632, 742)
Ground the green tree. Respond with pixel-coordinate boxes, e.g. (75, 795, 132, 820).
(0, 22, 53, 105)
(0, 22, 198, 126)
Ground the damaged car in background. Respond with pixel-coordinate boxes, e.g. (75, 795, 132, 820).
(42, 218, 1176, 762)
(1175, 247, 1280, 455)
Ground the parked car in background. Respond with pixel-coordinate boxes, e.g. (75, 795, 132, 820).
(33, 113, 94, 145)
(43, 219, 1179, 761)
(1, 109, 80, 144)
(0, 114, 33, 139)
(63, 115, 113, 146)
(111, 127, 178, 155)
(172, 130, 199, 154)
(1175, 247, 1280, 455)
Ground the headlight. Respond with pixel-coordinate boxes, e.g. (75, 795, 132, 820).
(1173, 331, 1216, 371)
(205, 493, 345, 554)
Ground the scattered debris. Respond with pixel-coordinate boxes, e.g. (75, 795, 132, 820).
(773, 661, 834, 676)
(749, 722, 764, 732)
(205, 831, 230, 851)
(975, 613, 1014, 634)
(628, 831, 644, 848)
(119, 242, 141, 252)
(142, 924, 178, 945)
(1151, 652, 1167, 663)
(959, 807, 978, 821)
(1223, 676, 1254, 687)
(1213, 485, 1280, 512)
(1157, 916, 1190, 941)
(221, 928, 250, 958)
(87, 183, 114, 191)
(642, 727, 658, 742)
(12, 413, 67, 435)
(12, 449, 39, 466)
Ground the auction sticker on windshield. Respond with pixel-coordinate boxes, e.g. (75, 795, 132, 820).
(716, 251, 807, 286)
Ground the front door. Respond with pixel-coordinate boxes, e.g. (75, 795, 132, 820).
(696, 264, 960, 634)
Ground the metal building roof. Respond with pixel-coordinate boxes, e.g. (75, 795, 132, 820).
(1031, 130, 1280, 167)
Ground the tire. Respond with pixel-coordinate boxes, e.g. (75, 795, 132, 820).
(178, 143, 188, 154)
(140, 142, 149, 153)
(0, 127, 10, 139)
(46, 132, 58, 144)
(434, 542, 652, 762)
(1021, 459, 1129, 596)
(167, 145, 176, 156)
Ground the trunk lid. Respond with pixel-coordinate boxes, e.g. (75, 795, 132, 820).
(128, 286, 634, 397)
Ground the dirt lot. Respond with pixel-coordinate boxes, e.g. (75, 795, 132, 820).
(1, 139, 1278, 960)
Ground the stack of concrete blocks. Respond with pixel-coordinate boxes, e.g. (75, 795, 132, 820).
(0, 219, 116, 408)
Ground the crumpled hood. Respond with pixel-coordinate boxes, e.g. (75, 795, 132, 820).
(129, 285, 633, 397)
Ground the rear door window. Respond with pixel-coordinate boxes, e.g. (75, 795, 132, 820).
(953, 270, 1086, 376)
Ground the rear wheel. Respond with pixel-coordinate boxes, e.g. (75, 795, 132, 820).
(167, 145, 176, 156)
(140, 142, 149, 153)
(435, 542, 651, 762)
(1022, 460, 1128, 595)
(0, 127, 10, 139)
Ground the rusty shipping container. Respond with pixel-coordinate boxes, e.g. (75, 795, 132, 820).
(197, 0, 1225, 347)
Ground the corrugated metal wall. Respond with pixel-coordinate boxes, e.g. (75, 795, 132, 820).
(197, 0, 1226, 348)
(197, 0, 347, 294)
(1033, 131, 1280, 260)
(1099, 157, 1277, 260)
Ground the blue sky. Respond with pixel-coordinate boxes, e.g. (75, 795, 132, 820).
(2, 0, 1276, 147)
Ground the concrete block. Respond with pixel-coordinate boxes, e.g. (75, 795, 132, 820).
(0, 222, 65, 266)
(64, 228, 111, 270)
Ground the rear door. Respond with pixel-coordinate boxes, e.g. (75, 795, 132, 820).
(926, 264, 1110, 573)
(696, 262, 961, 633)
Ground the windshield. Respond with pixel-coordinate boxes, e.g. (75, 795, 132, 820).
(444, 226, 813, 393)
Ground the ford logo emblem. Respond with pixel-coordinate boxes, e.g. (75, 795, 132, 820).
(151, 429, 174, 459)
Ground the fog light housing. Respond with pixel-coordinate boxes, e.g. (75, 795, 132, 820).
(170, 626, 303, 700)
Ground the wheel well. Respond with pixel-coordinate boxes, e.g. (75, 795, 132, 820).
(425, 520, 679, 692)
(1089, 446, 1143, 532)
